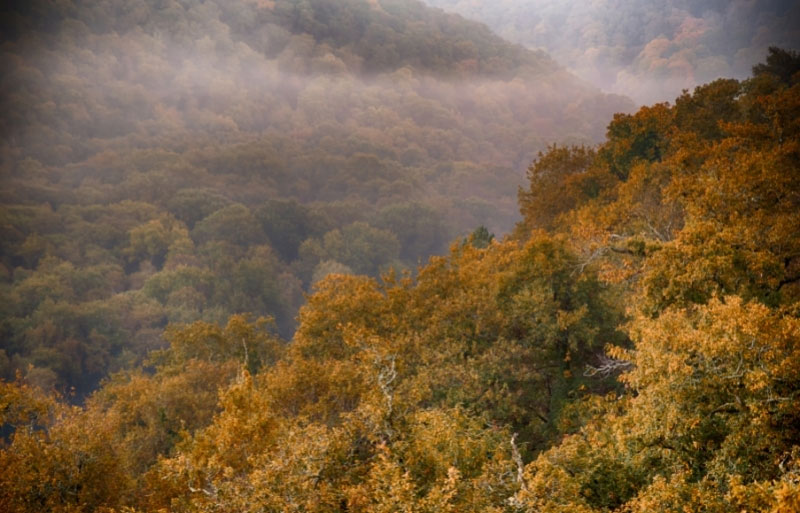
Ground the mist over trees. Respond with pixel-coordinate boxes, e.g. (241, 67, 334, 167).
(1, 1, 799, 512)
(422, 0, 800, 104)
(0, 0, 631, 396)
(2, 46, 799, 512)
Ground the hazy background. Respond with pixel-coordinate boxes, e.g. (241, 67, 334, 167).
(422, 0, 800, 104)
(0, 0, 796, 397)
(0, 0, 631, 394)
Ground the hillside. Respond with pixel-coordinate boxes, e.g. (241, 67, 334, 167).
(1, 48, 798, 513)
(422, 0, 800, 103)
(0, 0, 632, 396)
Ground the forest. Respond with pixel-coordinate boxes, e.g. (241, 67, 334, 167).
(1, 0, 800, 512)
(0, 0, 632, 397)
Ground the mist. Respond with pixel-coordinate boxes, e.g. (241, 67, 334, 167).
(0, 0, 632, 395)
(1, 0, 632, 235)
(1, 2, 799, 510)
(423, 0, 800, 104)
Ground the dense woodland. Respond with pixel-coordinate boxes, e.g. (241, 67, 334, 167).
(0, 0, 632, 397)
(1, 45, 799, 512)
(2, 1, 800, 512)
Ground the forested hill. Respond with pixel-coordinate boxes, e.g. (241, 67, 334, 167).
(0, 0, 631, 397)
(0, 49, 798, 513)
(2, 0, 552, 77)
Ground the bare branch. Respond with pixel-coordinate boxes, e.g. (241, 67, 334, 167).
(506, 433, 527, 510)
(510, 433, 525, 487)
(585, 353, 634, 377)
(376, 354, 397, 417)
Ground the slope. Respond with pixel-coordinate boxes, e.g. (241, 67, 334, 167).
(1, 48, 797, 513)
(0, 0, 632, 396)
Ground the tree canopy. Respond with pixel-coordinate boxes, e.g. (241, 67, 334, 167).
(0, 0, 631, 396)
(1, 7, 799, 513)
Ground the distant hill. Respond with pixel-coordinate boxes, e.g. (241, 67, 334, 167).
(0, 0, 632, 396)
(1, 0, 554, 78)
(422, 0, 800, 104)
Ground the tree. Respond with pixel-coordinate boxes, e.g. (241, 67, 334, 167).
(517, 144, 606, 234)
(255, 199, 328, 262)
(752, 47, 800, 85)
(374, 202, 450, 262)
(517, 297, 800, 512)
(320, 222, 401, 276)
(191, 204, 266, 248)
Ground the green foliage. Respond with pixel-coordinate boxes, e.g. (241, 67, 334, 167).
(320, 222, 401, 276)
(465, 225, 494, 249)
(191, 204, 266, 248)
(1, 5, 797, 512)
(752, 47, 800, 85)
(374, 202, 450, 262)
(256, 199, 328, 262)
(599, 103, 674, 179)
(0, 0, 630, 394)
(168, 189, 232, 229)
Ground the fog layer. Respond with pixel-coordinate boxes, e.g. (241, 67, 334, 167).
(423, 0, 800, 104)
(0, 0, 632, 395)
